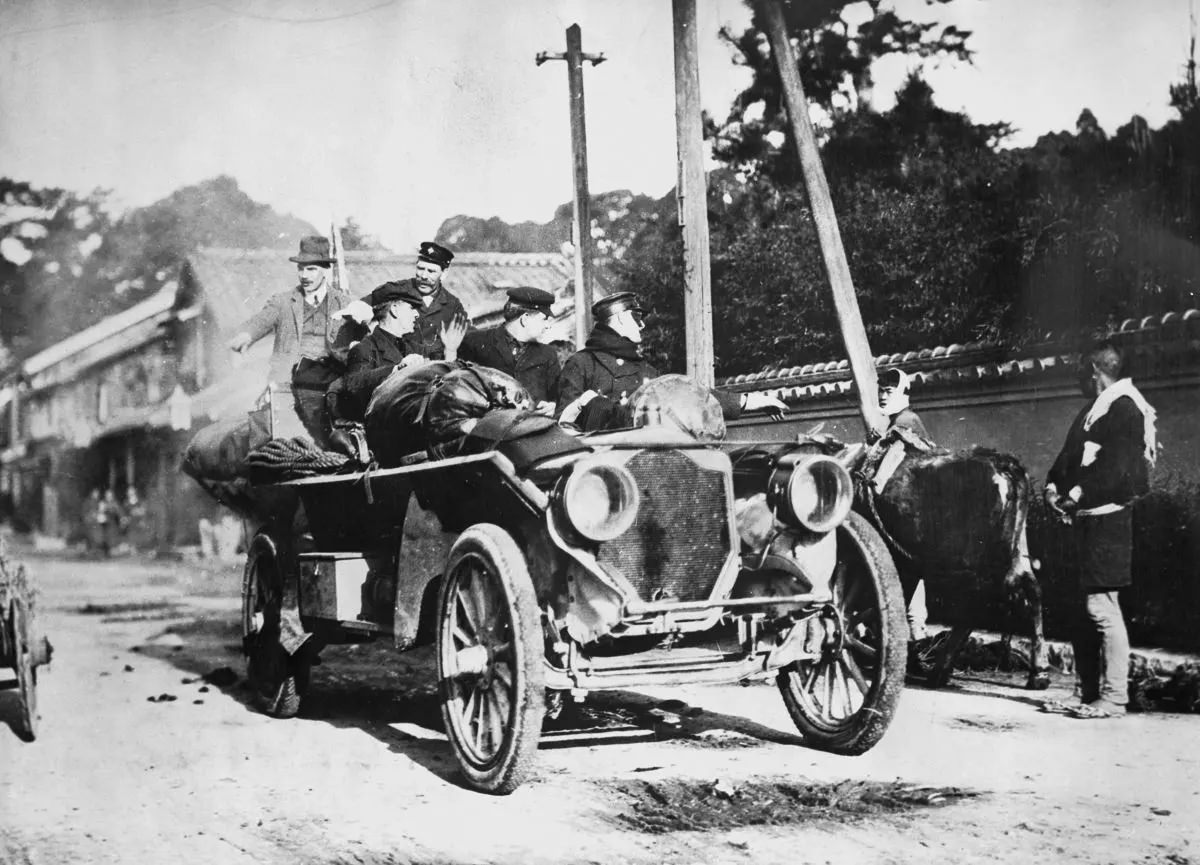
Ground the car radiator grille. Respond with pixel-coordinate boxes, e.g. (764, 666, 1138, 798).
(597, 449, 732, 603)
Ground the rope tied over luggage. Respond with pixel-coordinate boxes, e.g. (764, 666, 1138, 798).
(245, 436, 352, 481)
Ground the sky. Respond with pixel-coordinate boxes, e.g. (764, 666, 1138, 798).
(0, 0, 1192, 252)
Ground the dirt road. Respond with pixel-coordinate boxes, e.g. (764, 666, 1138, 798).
(0, 552, 1196, 865)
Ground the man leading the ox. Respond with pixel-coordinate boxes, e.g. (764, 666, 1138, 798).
(458, 287, 561, 415)
(878, 368, 930, 440)
(877, 367, 932, 642)
(557, 292, 785, 431)
(1045, 339, 1156, 719)
(229, 235, 357, 442)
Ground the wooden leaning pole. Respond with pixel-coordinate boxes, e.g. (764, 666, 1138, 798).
(758, 0, 887, 437)
(672, 0, 716, 389)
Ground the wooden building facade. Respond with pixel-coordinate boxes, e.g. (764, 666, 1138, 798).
(0, 249, 573, 549)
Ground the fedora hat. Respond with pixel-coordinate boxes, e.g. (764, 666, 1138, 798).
(289, 235, 334, 265)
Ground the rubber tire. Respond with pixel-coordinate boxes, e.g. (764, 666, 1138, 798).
(777, 511, 907, 755)
(10, 597, 37, 741)
(242, 533, 309, 719)
(436, 524, 544, 795)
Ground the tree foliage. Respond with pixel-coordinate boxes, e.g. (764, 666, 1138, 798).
(614, 3, 1200, 377)
(0, 175, 316, 361)
(710, 0, 971, 182)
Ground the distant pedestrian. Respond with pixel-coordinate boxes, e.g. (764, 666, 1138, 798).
(123, 488, 148, 552)
(97, 489, 125, 557)
(83, 488, 102, 552)
(1045, 340, 1156, 719)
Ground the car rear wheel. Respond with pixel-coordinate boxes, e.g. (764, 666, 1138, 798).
(437, 524, 544, 794)
(777, 511, 906, 754)
(242, 533, 309, 718)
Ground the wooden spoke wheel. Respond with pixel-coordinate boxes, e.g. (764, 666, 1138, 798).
(9, 596, 37, 741)
(437, 524, 544, 795)
(777, 512, 906, 755)
(242, 533, 308, 719)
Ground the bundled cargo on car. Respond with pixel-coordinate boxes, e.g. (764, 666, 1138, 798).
(364, 361, 532, 465)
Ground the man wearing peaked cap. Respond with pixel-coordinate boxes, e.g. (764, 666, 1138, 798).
(557, 290, 788, 431)
(362, 240, 468, 362)
(556, 291, 658, 430)
(341, 281, 443, 416)
(458, 286, 561, 412)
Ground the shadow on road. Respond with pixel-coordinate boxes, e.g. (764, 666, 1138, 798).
(132, 608, 811, 787)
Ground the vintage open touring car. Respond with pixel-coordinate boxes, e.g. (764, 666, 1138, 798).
(191, 373, 908, 795)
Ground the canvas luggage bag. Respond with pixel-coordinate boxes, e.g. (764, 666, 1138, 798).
(182, 415, 265, 482)
(364, 361, 532, 466)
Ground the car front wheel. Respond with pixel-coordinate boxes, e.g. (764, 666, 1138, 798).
(436, 524, 544, 794)
(777, 511, 906, 754)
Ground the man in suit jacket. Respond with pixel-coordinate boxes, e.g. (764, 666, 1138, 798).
(458, 286, 561, 414)
(228, 235, 358, 441)
(1046, 339, 1157, 718)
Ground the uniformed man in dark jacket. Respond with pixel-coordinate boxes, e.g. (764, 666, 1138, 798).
(366, 241, 468, 360)
(342, 282, 463, 414)
(558, 292, 785, 432)
(458, 286, 561, 413)
(557, 292, 657, 431)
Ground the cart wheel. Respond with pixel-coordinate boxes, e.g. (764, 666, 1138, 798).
(436, 524, 544, 795)
(242, 533, 308, 719)
(9, 596, 37, 741)
(777, 511, 906, 755)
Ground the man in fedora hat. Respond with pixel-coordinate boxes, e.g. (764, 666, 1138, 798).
(341, 282, 442, 413)
(557, 291, 786, 431)
(360, 241, 469, 362)
(229, 235, 357, 438)
(458, 286, 561, 414)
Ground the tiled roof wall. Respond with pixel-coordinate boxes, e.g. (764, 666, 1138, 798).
(186, 248, 572, 336)
(717, 309, 1200, 403)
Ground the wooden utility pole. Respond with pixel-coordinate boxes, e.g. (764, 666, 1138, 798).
(672, 0, 715, 388)
(759, 0, 887, 437)
(537, 25, 606, 347)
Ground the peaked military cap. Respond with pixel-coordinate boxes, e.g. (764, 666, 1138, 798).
(288, 235, 334, 265)
(592, 291, 644, 322)
(506, 286, 555, 315)
(417, 241, 454, 269)
(370, 281, 424, 309)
